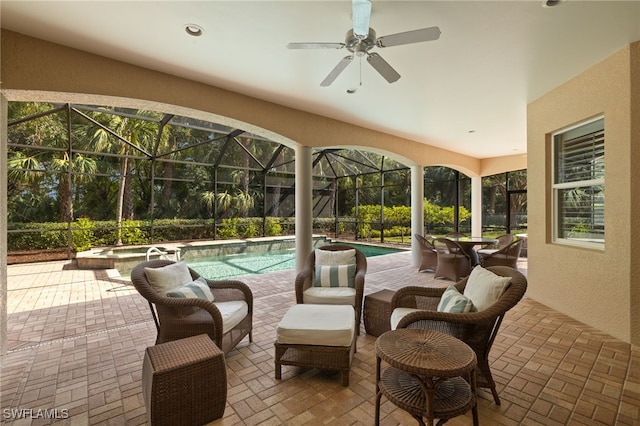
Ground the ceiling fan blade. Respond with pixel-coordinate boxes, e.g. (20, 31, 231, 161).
(287, 42, 345, 49)
(367, 53, 400, 83)
(376, 26, 441, 48)
(320, 55, 354, 87)
(352, 0, 372, 37)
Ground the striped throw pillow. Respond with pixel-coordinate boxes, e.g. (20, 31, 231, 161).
(313, 264, 356, 288)
(437, 286, 477, 313)
(166, 276, 214, 302)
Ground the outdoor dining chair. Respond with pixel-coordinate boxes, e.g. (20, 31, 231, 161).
(433, 237, 472, 281)
(477, 234, 514, 257)
(415, 234, 438, 272)
(479, 239, 523, 269)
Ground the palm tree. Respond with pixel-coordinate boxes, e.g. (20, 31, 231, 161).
(233, 190, 254, 217)
(7, 102, 97, 223)
(215, 191, 233, 217)
(86, 109, 159, 244)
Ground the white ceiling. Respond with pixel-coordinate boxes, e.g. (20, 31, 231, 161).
(2, 1, 639, 159)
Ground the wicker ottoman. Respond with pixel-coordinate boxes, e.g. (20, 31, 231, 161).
(142, 334, 226, 426)
(364, 289, 395, 337)
(274, 304, 356, 386)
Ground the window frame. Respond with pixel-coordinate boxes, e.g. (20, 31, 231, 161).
(551, 116, 605, 250)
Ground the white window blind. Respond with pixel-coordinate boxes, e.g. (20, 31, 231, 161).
(553, 118, 604, 247)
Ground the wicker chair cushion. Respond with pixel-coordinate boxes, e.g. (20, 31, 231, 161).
(167, 277, 214, 302)
(302, 287, 356, 305)
(315, 248, 356, 266)
(214, 301, 249, 334)
(313, 264, 356, 288)
(390, 307, 420, 330)
(463, 266, 511, 311)
(144, 261, 193, 294)
(277, 304, 355, 346)
(437, 286, 477, 313)
(476, 248, 498, 256)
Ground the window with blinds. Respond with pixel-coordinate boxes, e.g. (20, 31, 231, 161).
(552, 118, 604, 247)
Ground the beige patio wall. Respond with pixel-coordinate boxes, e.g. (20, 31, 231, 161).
(528, 42, 640, 345)
(0, 29, 528, 178)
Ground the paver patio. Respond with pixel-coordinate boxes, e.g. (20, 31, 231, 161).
(2, 251, 639, 425)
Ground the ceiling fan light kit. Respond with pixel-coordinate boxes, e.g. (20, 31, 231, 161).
(287, 0, 441, 87)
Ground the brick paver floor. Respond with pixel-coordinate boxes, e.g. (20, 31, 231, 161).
(2, 251, 639, 425)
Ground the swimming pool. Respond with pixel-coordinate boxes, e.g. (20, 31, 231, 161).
(186, 243, 406, 280)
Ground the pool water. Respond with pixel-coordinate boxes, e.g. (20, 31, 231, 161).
(186, 244, 405, 280)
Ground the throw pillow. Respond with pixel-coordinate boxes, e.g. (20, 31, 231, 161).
(315, 248, 356, 266)
(437, 286, 477, 313)
(463, 266, 511, 311)
(166, 276, 214, 302)
(313, 264, 356, 288)
(144, 261, 193, 294)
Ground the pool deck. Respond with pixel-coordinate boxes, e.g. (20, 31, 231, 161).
(2, 252, 640, 425)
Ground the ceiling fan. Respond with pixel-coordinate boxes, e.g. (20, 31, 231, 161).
(287, 0, 441, 87)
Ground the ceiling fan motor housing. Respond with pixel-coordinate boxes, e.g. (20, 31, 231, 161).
(345, 28, 377, 57)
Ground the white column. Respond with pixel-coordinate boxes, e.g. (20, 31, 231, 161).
(1, 94, 7, 357)
(471, 176, 482, 237)
(411, 166, 424, 268)
(295, 145, 313, 273)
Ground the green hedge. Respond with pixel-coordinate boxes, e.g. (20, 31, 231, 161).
(7, 217, 291, 252)
(351, 202, 471, 238)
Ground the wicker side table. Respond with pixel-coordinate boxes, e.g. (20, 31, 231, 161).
(143, 334, 227, 426)
(364, 289, 395, 337)
(374, 329, 478, 426)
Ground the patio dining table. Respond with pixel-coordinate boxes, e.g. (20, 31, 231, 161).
(446, 236, 498, 266)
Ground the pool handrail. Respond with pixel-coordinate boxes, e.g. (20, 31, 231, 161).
(146, 246, 181, 262)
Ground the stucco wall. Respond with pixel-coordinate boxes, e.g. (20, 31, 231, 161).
(528, 43, 639, 345)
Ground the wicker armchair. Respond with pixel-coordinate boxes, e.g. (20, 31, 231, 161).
(433, 237, 471, 281)
(131, 259, 253, 354)
(390, 266, 527, 405)
(415, 234, 438, 272)
(480, 239, 523, 269)
(295, 244, 367, 335)
(477, 234, 514, 257)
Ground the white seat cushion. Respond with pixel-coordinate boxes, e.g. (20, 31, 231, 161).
(277, 304, 355, 346)
(477, 248, 498, 255)
(302, 287, 356, 305)
(390, 307, 420, 330)
(214, 301, 249, 334)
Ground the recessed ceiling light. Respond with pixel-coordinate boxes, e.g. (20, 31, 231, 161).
(468, 130, 476, 133)
(542, 0, 562, 7)
(346, 88, 357, 94)
(185, 24, 204, 37)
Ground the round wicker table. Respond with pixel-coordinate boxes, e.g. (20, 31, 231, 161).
(374, 329, 478, 426)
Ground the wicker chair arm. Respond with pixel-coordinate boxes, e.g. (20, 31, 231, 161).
(294, 268, 312, 304)
(396, 307, 498, 329)
(391, 284, 468, 310)
(354, 267, 366, 290)
(153, 293, 224, 328)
